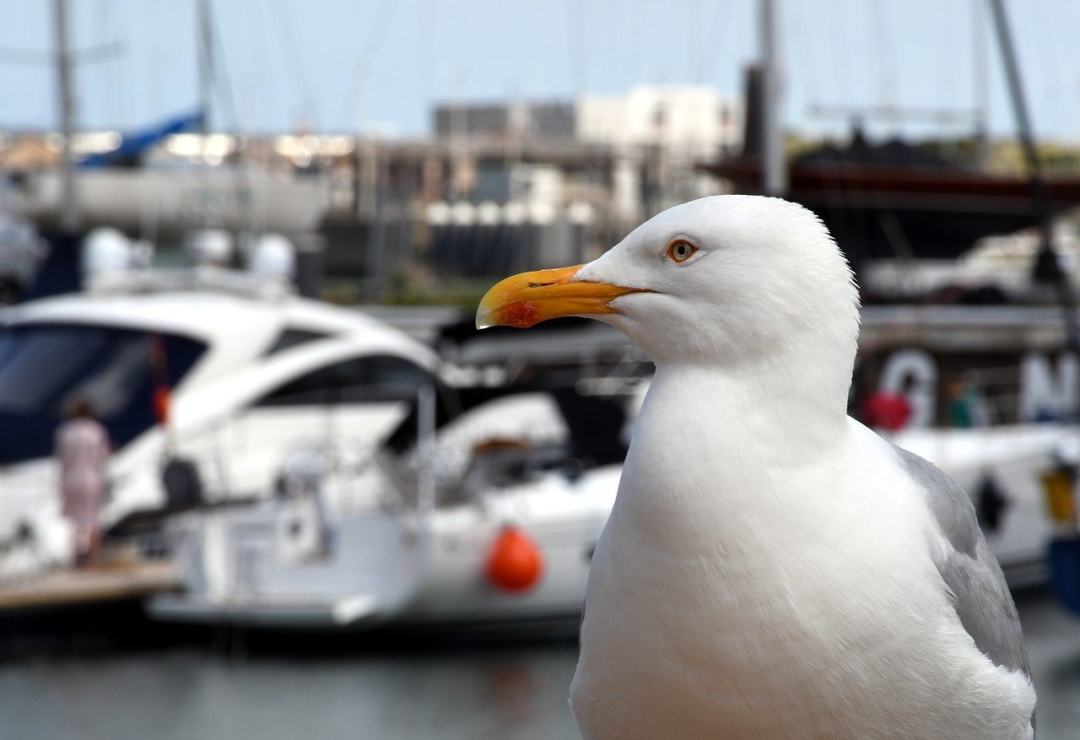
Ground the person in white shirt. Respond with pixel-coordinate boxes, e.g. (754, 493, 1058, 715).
(55, 399, 110, 567)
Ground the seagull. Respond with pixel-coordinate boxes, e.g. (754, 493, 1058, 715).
(476, 196, 1036, 739)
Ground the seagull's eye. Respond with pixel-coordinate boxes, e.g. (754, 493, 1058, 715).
(666, 239, 699, 264)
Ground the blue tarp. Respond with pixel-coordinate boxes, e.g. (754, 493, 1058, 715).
(79, 110, 205, 169)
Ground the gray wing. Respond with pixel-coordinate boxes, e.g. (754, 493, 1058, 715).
(893, 445, 1032, 678)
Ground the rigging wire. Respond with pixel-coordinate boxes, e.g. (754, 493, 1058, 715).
(690, 0, 703, 85)
(589, 0, 613, 93)
(788, 0, 821, 122)
(94, 0, 122, 128)
(337, 0, 396, 131)
(1029, 0, 1067, 145)
(1058, 0, 1080, 147)
(204, 4, 240, 136)
(610, 0, 635, 91)
(610, 0, 634, 91)
(935, 0, 952, 132)
(972, 0, 989, 143)
(199, 1, 258, 233)
(418, 0, 432, 118)
(266, 0, 318, 130)
(565, 0, 587, 95)
(638, 0, 658, 84)
(699, 0, 736, 86)
(829, 0, 853, 128)
(871, 0, 897, 130)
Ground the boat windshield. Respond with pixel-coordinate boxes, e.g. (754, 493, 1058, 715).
(0, 323, 206, 465)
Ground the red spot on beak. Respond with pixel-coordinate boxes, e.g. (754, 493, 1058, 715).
(498, 301, 541, 329)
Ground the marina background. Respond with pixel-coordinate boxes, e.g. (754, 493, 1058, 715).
(4, 1, 1080, 738)
(1, 592, 1078, 738)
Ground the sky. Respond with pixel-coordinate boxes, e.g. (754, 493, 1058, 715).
(2, 0, 1080, 142)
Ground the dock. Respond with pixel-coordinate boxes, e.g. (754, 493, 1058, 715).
(0, 561, 179, 612)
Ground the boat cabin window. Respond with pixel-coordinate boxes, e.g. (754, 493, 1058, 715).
(0, 323, 206, 465)
(262, 328, 331, 357)
(256, 354, 432, 407)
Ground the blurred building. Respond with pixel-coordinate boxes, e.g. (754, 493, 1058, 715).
(418, 86, 741, 284)
(432, 85, 742, 222)
(0, 86, 742, 297)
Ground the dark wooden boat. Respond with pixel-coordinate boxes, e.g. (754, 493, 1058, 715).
(703, 147, 1080, 266)
(702, 69, 1080, 270)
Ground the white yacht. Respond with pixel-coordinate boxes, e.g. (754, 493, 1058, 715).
(150, 470, 620, 629)
(149, 384, 625, 629)
(0, 267, 567, 576)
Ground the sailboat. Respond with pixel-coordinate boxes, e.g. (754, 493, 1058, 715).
(703, 1, 1080, 274)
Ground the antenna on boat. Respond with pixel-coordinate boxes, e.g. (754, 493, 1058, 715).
(53, 0, 77, 234)
(196, 0, 214, 133)
(972, 0, 991, 165)
(760, 0, 786, 196)
(9, 0, 121, 298)
(48, 0, 122, 234)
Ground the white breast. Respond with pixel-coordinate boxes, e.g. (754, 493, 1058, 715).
(570, 389, 1034, 740)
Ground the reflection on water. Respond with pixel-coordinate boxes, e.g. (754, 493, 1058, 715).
(0, 641, 581, 740)
(1017, 590, 1080, 737)
(1, 590, 1079, 740)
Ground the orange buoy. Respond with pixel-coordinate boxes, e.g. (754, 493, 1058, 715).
(486, 525, 544, 593)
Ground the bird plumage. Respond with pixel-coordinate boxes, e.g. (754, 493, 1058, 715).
(478, 195, 1036, 739)
(570, 373, 1034, 739)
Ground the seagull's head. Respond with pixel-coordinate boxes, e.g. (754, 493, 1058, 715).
(477, 195, 859, 369)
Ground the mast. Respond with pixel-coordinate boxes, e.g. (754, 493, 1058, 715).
(987, 0, 1080, 353)
(54, 0, 77, 233)
(972, 0, 990, 164)
(760, 0, 786, 195)
(196, 0, 214, 132)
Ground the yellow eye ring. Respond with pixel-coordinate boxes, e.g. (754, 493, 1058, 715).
(666, 239, 699, 264)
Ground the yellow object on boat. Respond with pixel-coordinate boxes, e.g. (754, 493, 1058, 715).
(1042, 469, 1078, 527)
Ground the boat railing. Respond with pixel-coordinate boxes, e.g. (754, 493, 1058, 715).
(957, 366, 1023, 427)
(86, 265, 293, 300)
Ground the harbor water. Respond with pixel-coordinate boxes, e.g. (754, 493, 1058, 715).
(1, 589, 1078, 739)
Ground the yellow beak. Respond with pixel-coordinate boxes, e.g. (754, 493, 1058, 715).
(476, 264, 644, 329)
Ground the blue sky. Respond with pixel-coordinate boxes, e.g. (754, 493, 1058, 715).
(2, 0, 1079, 141)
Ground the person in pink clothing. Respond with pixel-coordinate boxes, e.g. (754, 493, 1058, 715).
(55, 399, 110, 567)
